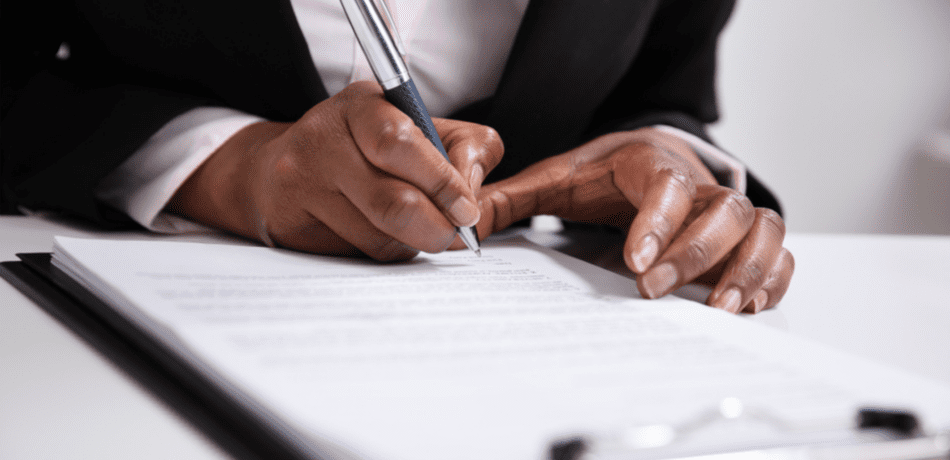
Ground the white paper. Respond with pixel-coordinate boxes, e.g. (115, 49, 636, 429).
(51, 236, 950, 460)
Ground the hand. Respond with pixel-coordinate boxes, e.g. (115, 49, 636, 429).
(168, 81, 503, 261)
(462, 127, 794, 313)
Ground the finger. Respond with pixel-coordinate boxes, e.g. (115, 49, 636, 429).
(347, 96, 480, 228)
(594, 141, 699, 274)
(261, 201, 363, 257)
(258, 168, 419, 260)
(742, 248, 795, 313)
(450, 142, 639, 250)
(637, 185, 756, 299)
(330, 147, 459, 254)
(433, 118, 504, 194)
(305, 191, 421, 261)
(446, 183, 512, 251)
(478, 155, 579, 233)
(705, 208, 786, 313)
(618, 156, 698, 274)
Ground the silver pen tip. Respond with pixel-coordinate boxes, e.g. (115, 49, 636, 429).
(457, 226, 480, 256)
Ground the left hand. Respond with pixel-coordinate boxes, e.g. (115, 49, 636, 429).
(455, 127, 794, 313)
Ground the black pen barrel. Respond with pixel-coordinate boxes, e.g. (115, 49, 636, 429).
(383, 79, 450, 161)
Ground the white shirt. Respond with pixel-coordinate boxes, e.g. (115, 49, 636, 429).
(94, 0, 743, 233)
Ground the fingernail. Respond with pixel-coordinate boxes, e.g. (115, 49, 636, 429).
(469, 164, 484, 194)
(713, 287, 743, 313)
(630, 234, 659, 273)
(449, 197, 480, 227)
(640, 263, 677, 299)
(751, 290, 769, 313)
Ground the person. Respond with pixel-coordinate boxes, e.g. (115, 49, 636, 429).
(1, 0, 793, 313)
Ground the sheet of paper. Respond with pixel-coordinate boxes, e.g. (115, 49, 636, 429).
(51, 236, 950, 460)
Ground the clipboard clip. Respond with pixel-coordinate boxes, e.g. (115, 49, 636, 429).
(549, 398, 950, 460)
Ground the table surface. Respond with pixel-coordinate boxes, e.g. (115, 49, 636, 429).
(2, 215, 948, 459)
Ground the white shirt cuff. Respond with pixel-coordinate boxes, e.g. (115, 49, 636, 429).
(652, 125, 747, 194)
(94, 107, 264, 233)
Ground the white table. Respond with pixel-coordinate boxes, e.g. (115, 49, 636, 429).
(2, 215, 948, 459)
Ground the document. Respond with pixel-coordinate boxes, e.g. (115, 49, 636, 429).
(50, 236, 950, 460)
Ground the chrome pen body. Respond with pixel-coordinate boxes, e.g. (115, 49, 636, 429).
(339, 0, 482, 256)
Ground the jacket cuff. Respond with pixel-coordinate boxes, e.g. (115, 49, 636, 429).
(94, 107, 264, 233)
(652, 125, 747, 193)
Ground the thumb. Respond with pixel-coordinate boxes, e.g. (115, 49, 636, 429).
(448, 162, 567, 249)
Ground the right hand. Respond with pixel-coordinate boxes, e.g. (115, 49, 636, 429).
(168, 81, 503, 260)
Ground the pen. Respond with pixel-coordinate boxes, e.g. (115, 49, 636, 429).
(339, 0, 482, 256)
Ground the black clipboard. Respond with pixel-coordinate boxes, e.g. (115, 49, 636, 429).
(0, 254, 310, 460)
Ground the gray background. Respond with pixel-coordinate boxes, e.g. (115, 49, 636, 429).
(710, 0, 950, 234)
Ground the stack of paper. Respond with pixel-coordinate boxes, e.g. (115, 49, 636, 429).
(49, 236, 950, 459)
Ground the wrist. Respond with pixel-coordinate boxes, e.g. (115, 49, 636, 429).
(168, 121, 289, 241)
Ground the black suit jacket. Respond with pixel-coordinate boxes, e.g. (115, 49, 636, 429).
(1, 0, 780, 227)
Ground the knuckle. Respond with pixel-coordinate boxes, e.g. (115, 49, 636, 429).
(615, 141, 653, 165)
(683, 238, 715, 268)
(271, 144, 301, 174)
(719, 190, 755, 225)
(374, 119, 417, 160)
(646, 213, 677, 241)
(265, 144, 311, 195)
(736, 257, 769, 286)
(478, 126, 504, 166)
(428, 163, 461, 207)
(757, 208, 786, 238)
(271, 152, 301, 188)
(667, 168, 696, 195)
(378, 188, 422, 233)
(486, 189, 515, 231)
(487, 189, 511, 207)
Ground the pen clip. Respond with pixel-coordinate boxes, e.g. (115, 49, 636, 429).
(373, 0, 406, 57)
(339, 0, 409, 88)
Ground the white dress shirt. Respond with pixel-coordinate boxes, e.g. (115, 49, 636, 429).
(94, 0, 743, 233)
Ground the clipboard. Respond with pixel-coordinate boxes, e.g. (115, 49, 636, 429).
(4, 248, 949, 460)
(549, 399, 950, 460)
(0, 254, 307, 460)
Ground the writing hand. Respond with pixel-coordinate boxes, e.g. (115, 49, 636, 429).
(168, 81, 503, 260)
(463, 128, 793, 313)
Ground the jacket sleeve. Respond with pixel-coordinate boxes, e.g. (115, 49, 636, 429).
(1, 0, 212, 226)
(1, 0, 324, 227)
(584, 0, 782, 214)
